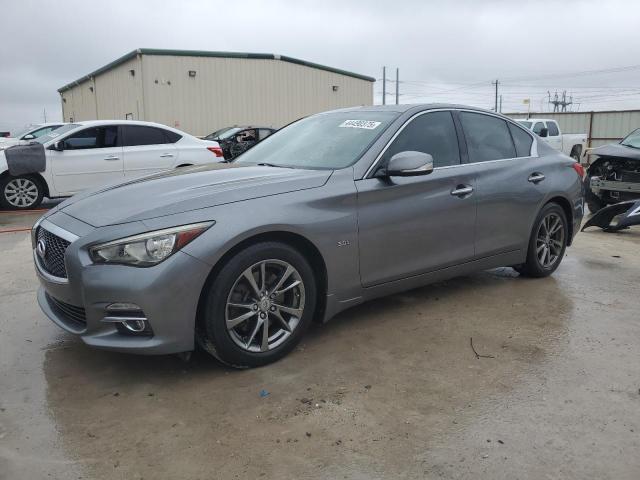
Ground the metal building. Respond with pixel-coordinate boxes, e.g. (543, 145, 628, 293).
(58, 48, 375, 136)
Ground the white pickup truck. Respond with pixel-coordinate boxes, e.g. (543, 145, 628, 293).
(516, 118, 587, 162)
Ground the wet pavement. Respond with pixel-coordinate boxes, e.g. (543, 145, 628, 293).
(0, 209, 639, 479)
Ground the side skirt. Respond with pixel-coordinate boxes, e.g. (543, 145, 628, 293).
(322, 249, 523, 322)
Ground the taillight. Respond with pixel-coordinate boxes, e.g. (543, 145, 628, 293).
(571, 162, 584, 178)
(207, 146, 224, 157)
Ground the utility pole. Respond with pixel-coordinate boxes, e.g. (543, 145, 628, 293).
(395, 68, 399, 105)
(491, 80, 499, 112)
(499, 95, 502, 113)
(43, 107, 47, 123)
(382, 66, 386, 105)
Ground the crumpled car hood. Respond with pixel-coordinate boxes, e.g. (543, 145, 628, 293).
(590, 143, 640, 161)
(59, 163, 332, 227)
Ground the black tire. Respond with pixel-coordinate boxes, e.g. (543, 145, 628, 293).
(0, 175, 44, 210)
(198, 241, 317, 368)
(515, 202, 568, 278)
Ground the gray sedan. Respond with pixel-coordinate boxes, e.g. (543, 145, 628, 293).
(33, 104, 584, 367)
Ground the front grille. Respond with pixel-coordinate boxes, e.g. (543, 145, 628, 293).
(46, 293, 86, 327)
(37, 227, 70, 278)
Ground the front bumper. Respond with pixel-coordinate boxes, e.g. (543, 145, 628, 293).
(34, 217, 213, 355)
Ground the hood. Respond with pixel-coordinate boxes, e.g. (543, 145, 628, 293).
(59, 163, 332, 227)
(590, 143, 640, 161)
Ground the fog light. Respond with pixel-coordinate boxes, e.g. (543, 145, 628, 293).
(123, 319, 147, 332)
(103, 303, 153, 336)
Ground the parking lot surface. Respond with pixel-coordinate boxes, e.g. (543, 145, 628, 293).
(1, 211, 639, 479)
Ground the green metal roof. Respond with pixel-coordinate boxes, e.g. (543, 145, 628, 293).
(58, 48, 375, 93)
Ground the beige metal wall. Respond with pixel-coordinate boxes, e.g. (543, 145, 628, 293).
(140, 55, 373, 135)
(507, 110, 640, 149)
(60, 54, 373, 136)
(61, 56, 144, 122)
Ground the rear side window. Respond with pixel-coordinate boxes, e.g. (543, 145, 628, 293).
(547, 121, 559, 136)
(63, 126, 119, 150)
(381, 111, 460, 168)
(459, 112, 516, 163)
(259, 129, 274, 140)
(122, 126, 180, 146)
(508, 123, 533, 157)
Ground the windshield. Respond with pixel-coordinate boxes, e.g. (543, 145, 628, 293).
(215, 127, 243, 140)
(34, 124, 79, 144)
(205, 127, 234, 140)
(621, 128, 640, 149)
(13, 125, 42, 138)
(517, 121, 533, 129)
(235, 112, 398, 169)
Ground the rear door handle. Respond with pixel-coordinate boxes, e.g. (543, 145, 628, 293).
(528, 172, 546, 183)
(450, 185, 474, 197)
(104, 155, 119, 161)
(160, 153, 174, 158)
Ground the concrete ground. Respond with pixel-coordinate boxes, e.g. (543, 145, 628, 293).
(1, 207, 639, 480)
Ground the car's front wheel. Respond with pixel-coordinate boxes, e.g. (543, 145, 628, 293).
(515, 202, 568, 278)
(0, 175, 44, 210)
(198, 241, 317, 368)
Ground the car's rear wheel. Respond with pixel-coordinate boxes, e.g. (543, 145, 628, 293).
(198, 242, 316, 368)
(515, 203, 568, 278)
(0, 175, 44, 210)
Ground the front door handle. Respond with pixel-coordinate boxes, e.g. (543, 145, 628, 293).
(104, 155, 119, 161)
(160, 153, 174, 158)
(450, 185, 474, 197)
(528, 172, 546, 183)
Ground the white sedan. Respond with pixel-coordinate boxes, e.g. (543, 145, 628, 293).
(0, 120, 224, 209)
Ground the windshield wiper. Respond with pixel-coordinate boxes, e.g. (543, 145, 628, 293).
(256, 162, 290, 168)
(621, 142, 640, 149)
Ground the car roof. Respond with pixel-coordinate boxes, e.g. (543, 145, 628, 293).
(326, 103, 503, 115)
(74, 120, 187, 134)
(521, 118, 557, 123)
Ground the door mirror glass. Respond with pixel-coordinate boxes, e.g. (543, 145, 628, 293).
(384, 151, 434, 177)
(539, 127, 548, 138)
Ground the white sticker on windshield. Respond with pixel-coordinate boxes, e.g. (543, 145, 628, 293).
(339, 120, 381, 130)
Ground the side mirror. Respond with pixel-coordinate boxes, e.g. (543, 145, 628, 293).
(539, 127, 548, 138)
(50, 141, 64, 151)
(382, 151, 434, 177)
(23, 134, 35, 140)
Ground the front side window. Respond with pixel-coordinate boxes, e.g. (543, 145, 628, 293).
(63, 126, 118, 150)
(235, 111, 398, 170)
(236, 129, 257, 143)
(508, 123, 534, 157)
(532, 122, 545, 135)
(122, 126, 174, 146)
(460, 112, 516, 163)
(547, 121, 560, 136)
(379, 111, 460, 168)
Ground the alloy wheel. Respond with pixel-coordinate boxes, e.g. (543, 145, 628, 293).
(225, 259, 305, 352)
(536, 213, 565, 269)
(4, 178, 39, 208)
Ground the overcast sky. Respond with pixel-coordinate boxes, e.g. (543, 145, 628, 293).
(2, 0, 640, 133)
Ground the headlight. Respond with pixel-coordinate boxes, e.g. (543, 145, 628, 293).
(89, 222, 213, 266)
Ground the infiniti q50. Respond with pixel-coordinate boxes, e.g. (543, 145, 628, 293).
(32, 105, 584, 367)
